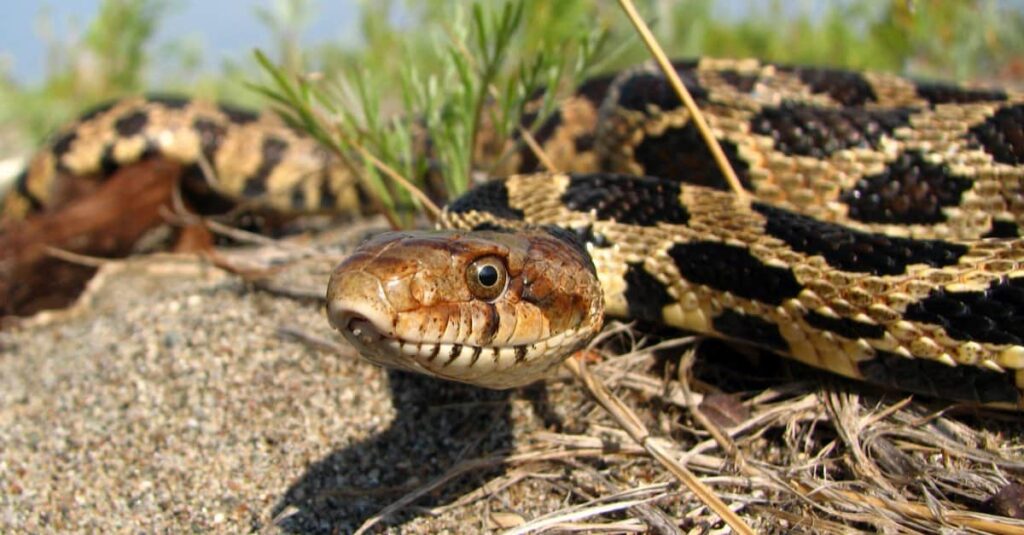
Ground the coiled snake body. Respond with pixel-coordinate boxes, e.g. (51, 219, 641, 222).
(5, 59, 1024, 409)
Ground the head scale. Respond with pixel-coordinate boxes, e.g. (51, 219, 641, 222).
(326, 228, 604, 388)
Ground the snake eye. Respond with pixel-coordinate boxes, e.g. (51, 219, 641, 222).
(465, 255, 508, 301)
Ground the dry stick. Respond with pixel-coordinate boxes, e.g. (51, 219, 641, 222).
(43, 246, 111, 267)
(445, 21, 561, 178)
(829, 489, 1024, 535)
(518, 125, 558, 172)
(563, 356, 757, 535)
(514, 63, 753, 530)
(354, 447, 635, 535)
(299, 104, 439, 229)
(616, 0, 749, 203)
(517, 84, 733, 532)
(331, 123, 443, 222)
(677, 349, 745, 471)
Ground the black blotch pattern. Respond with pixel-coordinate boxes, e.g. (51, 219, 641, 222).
(754, 202, 967, 275)
(13, 171, 43, 210)
(513, 75, 619, 172)
(97, 141, 158, 176)
(100, 146, 120, 176)
(192, 117, 228, 160)
(147, 94, 191, 109)
(840, 151, 973, 224)
(577, 73, 617, 105)
(242, 178, 268, 198)
(712, 309, 788, 351)
(615, 70, 706, 112)
(623, 263, 674, 323)
(218, 103, 260, 124)
(984, 220, 1019, 238)
(518, 73, 616, 169)
(113, 110, 149, 137)
(469, 222, 515, 233)
(178, 166, 238, 215)
(860, 350, 1020, 405)
(243, 136, 289, 196)
(77, 100, 119, 122)
(751, 102, 913, 158)
(572, 225, 612, 248)
(968, 104, 1024, 165)
(51, 131, 78, 169)
(520, 110, 561, 171)
(561, 173, 689, 226)
(447, 181, 525, 221)
(804, 311, 885, 340)
(289, 186, 306, 210)
(573, 133, 595, 154)
(670, 59, 701, 71)
(667, 241, 802, 305)
(316, 170, 337, 210)
(632, 124, 753, 191)
(718, 70, 759, 93)
(904, 277, 1024, 345)
(514, 345, 528, 363)
(539, 225, 595, 274)
(915, 82, 1007, 104)
(783, 65, 877, 106)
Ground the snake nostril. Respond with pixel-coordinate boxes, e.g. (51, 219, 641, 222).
(346, 317, 383, 345)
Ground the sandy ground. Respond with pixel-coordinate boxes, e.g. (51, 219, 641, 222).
(0, 226, 592, 533)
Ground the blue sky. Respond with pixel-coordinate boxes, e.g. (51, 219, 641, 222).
(3, 1, 1021, 87)
(0, 0, 362, 85)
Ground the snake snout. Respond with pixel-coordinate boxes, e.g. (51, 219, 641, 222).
(326, 267, 398, 344)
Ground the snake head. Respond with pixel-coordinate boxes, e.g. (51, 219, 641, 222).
(326, 227, 604, 388)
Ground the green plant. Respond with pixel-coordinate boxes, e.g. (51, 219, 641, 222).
(254, 0, 612, 227)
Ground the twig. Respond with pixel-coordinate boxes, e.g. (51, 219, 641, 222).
(827, 488, 1024, 535)
(323, 115, 442, 221)
(562, 354, 757, 535)
(43, 246, 111, 267)
(354, 447, 639, 535)
(517, 125, 559, 172)
(616, 0, 749, 202)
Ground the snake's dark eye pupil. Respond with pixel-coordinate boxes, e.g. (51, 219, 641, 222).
(478, 265, 498, 287)
(466, 255, 507, 300)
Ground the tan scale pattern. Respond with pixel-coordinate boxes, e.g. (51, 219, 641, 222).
(1, 96, 360, 219)
(5, 60, 1024, 408)
(452, 173, 1024, 409)
(595, 59, 1024, 240)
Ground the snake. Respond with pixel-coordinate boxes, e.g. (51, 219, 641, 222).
(0, 94, 362, 221)
(3, 59, 1024, 409)
(325, 59, 1024, 411)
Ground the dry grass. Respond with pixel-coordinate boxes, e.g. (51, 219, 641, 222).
(312, 320, 1024, 533)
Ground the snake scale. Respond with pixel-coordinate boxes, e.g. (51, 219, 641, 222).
(4, 58, 1024, 410)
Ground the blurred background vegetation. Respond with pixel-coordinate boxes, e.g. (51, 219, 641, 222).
(1, 0, 1021, 143)
(0, 0, 1022, 215)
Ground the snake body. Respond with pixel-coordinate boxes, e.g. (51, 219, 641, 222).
(1, 95, 360, 221)
(4, 59, 1024, 409)
(330, 59, 1024, 410)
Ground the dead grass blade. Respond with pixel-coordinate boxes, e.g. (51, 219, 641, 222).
(562, 353, 757, 535)
(615, 0, 748, 202)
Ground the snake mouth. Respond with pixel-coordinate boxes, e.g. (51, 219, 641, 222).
(327, 307, 409, 370)
(327, 301, 577, 388)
